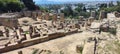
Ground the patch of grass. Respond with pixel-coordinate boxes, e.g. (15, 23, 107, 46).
(117, 21, 120, 24)
(24, 31, 29, 34)
(97, 46, 102, 49)
(79, 47, 83, 54)
(108, 28, 117, 35)
(107, 45, 112, 50)
(47, 50, 52, 54)
(98, 41, 120, 54)
(76, 45, 83, 54)
(32, 49, 39, 54)
(114, 41, 120, 47)
(113, 41, 120, 54)
(60, 51, 64, 54)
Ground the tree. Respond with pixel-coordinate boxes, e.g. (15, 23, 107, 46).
(99, 3, 107, 10)
(0, 0, 6, 12)
(75, 3, 84, 13)
(109, 1, 114, 7)
(88, 5, 96, 12)
(39, 6, 48, 12)
(7, 2, 24, 12)
(0, 0, 24, 12)
(98, 1, 120, 13)
(20, 0, 39, 11)
(117, 1, 120, 6)
(61, 5, 73, 17)
(83, 6, 87, 12)
(49, 5, 61, 13)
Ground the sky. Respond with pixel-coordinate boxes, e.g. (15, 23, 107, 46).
(33, 0, 119, 4)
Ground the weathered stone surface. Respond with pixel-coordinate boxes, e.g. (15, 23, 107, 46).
(91, 11, 96, 18)
(52, 14, 57, 21)
(99, 10, 107, 20)
(60, 13, 64, 22)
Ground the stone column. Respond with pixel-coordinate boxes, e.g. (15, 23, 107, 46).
(88, 17, 94, 26)
(52, 14, 57, 22)
(32, 11, 37, 19)
(29, 26, 33, 38)
(60, 13, 64, 22)
(73, 24, 76, 29)
(32, 26, 37, 35)
(79, 16, 84, 21)
(42, 13, 45, 20)
(23, 11, 32, 17)
(6, 28, 9, 37)
(91, 11, 96, 18)
(84, 21, 88, 30)
(37, 12, 42, 19)
(99, 10, 107, 20)
(27, 11, 32, 17)
(12, 18, 18, 29)
(45, 13, 49, 20)
(3, 27, 7, 37)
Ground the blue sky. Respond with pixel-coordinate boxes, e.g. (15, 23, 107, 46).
(33, 0, 118, 4)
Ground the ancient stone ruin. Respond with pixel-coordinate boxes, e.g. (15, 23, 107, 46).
(0, 11, 120, 54)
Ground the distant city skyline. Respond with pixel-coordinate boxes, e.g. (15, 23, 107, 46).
(33, 0, 119, 4)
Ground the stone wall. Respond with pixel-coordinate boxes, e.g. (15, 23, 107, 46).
(60, 13, 64, 22)
(91, 11, 96, 18)
(45, 13, 49, 20)
(0, 29, 79, 53)
(0, 18, 18, 28)
(52, 14, 57, 21)
(0, 30, 79, 53)
(99, 10, 107, 20)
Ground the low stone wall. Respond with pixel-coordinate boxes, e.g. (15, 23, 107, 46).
(48, 32, 65, 40)
(65, 29, 78, 35)
(0, 33, 65, 53)
(0, 36, 48, 53)
(0, 18, 18, 28)
(0, 30, 78, 53)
